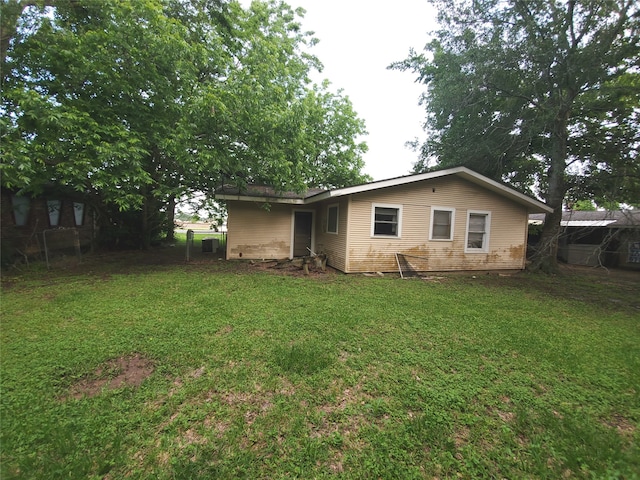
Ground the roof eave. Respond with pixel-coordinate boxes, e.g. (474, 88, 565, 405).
(308, 166, 552, 213)
(217, 166, 553, 213)
(454, 169, 553, 213)
(215, 194, 306, 205)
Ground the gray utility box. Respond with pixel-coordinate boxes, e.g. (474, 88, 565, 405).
(202, 237, 219, 253)
(566, 244, 600, 266)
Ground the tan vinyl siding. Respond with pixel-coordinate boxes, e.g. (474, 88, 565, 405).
(314, 198, 349, 272)
(226, 201, 292, 259)
(344, 177, 530, 273)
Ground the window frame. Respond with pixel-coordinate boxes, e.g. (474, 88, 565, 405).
(371, 203, 402, 238)
(429, 206, 455, 241)
(465, 210, 491, 253)
(326, 204, 339, 234)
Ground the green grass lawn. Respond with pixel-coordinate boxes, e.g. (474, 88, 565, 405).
(1, 253, 639, 479)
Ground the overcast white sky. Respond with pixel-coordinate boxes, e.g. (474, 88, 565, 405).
(293, 1, 438, 180)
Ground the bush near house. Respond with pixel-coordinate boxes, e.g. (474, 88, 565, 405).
(1, 254, 638, 479)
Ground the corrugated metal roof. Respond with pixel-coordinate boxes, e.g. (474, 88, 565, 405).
(561, 220, 618, 227)
(214, 184, 325, 204)
(529, 210, 640, 228)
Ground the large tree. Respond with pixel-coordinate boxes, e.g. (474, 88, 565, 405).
(1, 0, 370, 248)
(393, 0, 639, 272)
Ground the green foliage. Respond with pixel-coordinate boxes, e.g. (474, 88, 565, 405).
(1, 0, 369, 247)
(392, 0, 640, 268)
(1, 259, 639, 479)
(569, 199, 596, 211)
(295, 81, 370, 189)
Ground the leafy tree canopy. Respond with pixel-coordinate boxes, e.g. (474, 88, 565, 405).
(1, 0, 369, 246)
(392, 0, 639, 270)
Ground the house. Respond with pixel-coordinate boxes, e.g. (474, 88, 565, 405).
(1, 188, 94, 265)
(529, 210, 640, 270)
(215, 167, 553, 274)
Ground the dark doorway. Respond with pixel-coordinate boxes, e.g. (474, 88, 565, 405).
(293, 211, 313, 257)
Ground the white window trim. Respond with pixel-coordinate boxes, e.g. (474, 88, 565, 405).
(326, 203, 339, 235)
(429, 206, 455, 241)
(465, 210, 491, 253)
(371, 203, 403, 238)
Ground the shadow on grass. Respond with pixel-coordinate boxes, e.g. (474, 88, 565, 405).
(273, 341, 334, 376)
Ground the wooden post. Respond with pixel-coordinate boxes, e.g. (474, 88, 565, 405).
(313, 253, 327, 271)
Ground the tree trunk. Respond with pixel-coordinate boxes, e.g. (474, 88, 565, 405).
(534, 203, 564, 273)
(141, 190, 158, 251)
(141, 193, 151, 250)
(529, 108, 569, 273)
(166, 194, 176, 242)
(1, 1, 25, 65)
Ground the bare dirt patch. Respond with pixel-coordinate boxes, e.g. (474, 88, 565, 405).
(66, 353, 154, 400)
(602, 414, 637, 438)
(247, 259, 337, 278)
(454, 425, 470, 448)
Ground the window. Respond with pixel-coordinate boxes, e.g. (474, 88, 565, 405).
(629, 242, 640, 264)
(327, 204, 338, 234)
(372, 203, 402, 237)
(11, 195, 30, 226)
(465, 211, 491, 252)
(430, 207, 455, 241)
(47, 200, 62, 227)
(73, 202, 85, 226)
